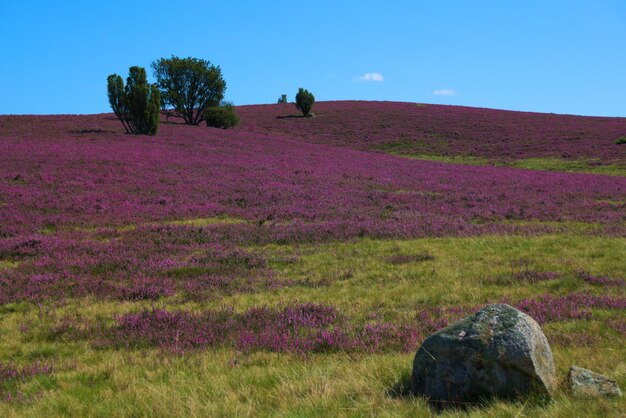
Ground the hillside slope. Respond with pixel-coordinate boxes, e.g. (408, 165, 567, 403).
(236, 101, 626, 164)
(0, 105, 624, 416)
(1, 110, 624, 239)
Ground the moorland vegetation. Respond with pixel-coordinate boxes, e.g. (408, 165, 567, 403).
(0, 57, 624, 415)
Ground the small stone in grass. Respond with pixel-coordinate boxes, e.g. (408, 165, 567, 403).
(569, 366, 622, 398)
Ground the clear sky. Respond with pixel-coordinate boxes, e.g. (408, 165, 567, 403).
(1, 0, 625, 116)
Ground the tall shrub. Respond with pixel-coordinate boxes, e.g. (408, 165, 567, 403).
(107, 66, 160, 135)
(204, 103, 240, 129)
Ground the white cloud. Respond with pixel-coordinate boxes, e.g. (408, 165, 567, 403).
(356, 72, 384, 82)
(433, 89, 457, 96)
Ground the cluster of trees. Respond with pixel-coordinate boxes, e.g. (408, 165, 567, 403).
(107, 56, 232, 135)
(108, 56, 316, 135)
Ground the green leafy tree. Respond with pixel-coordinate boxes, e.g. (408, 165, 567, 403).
(295, 88, 315, 117)
(151, 56, 226, 125)
(107, 66, 160, 135)
(204, 102, 240, 129)
(277, 94, 288, 104)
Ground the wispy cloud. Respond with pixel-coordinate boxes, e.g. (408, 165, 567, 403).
(433, 88, 456, 96)
(355, 72, 384, 82)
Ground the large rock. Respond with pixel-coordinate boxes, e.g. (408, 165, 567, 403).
(411, 304, 556, 404)
(569, 366, 622, 398)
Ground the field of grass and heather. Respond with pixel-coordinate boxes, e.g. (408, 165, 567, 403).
(0, 101, 625, 416)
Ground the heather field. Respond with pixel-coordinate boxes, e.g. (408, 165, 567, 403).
(239, 101, 626, 175)
(0, 102, 625, 416)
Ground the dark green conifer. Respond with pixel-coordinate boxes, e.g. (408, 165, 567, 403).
(107, 66, 160, 135)
(295, 88, 315, 117)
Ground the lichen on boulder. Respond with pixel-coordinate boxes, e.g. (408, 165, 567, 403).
(411, 303, 556, 404)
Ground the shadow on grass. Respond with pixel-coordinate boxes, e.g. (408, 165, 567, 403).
(386, 370, 413, 399)
(68, 129, 116, 134)
(385, 370, 531, 414)
(276, 115, 305, 119)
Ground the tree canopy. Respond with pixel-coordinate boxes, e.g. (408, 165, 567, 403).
(151, 56, 226, 126)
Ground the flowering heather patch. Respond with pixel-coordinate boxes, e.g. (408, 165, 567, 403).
(513, 293, 626, 324)
(0, 362, 52, 385)
(414, 305, 477, 332)
(577, 270, 625, 287)
(1, 110, 623, 306)
(0, 361, 53, 404)
(505, 258, 561, 283)
(120, 276, 176, 301)
(1, 111, 624, 240)
(609, 319, 626, 336)
(0, 269, 176, 304)
(236, 101, 626, 163)
(0, 238, 274, 304)
(105, 304, 421, 353)
(73, 292, 625, 354)
(420, 294, 626, 332)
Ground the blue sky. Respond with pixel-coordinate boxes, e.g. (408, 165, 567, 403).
(1, 1, 625, 116)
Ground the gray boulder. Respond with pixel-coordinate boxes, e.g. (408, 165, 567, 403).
(411, 304, 556, 404)
(569, 366, 622, 398)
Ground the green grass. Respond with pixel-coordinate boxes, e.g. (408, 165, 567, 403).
(0, 260, 19, 269)
(510, 158, 626, 176)
(71, 215, 246, 235)
(163, 215, 246, 227)
(1, 347, 623, 417)
(227, 235, 625, 314)
(392, 153, 489, 166)
(1, 233, 624, 416)
(373, 144, 626, 176)
(487, 219, 607, 234)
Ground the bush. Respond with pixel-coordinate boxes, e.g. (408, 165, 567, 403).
(204, 103, 240, 129)
(617, 136, 626, 145)
(107, 66, 160, 135)
(295, 88, 315, 117)
(152, 56, 226, 126)
(277, 94, 288, 104)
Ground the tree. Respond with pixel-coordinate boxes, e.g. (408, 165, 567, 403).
(151, 56, 226, 126)
(107, 66, 160, 135)
(295, 88, 315, 117)
(277, 94, 288, 104)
